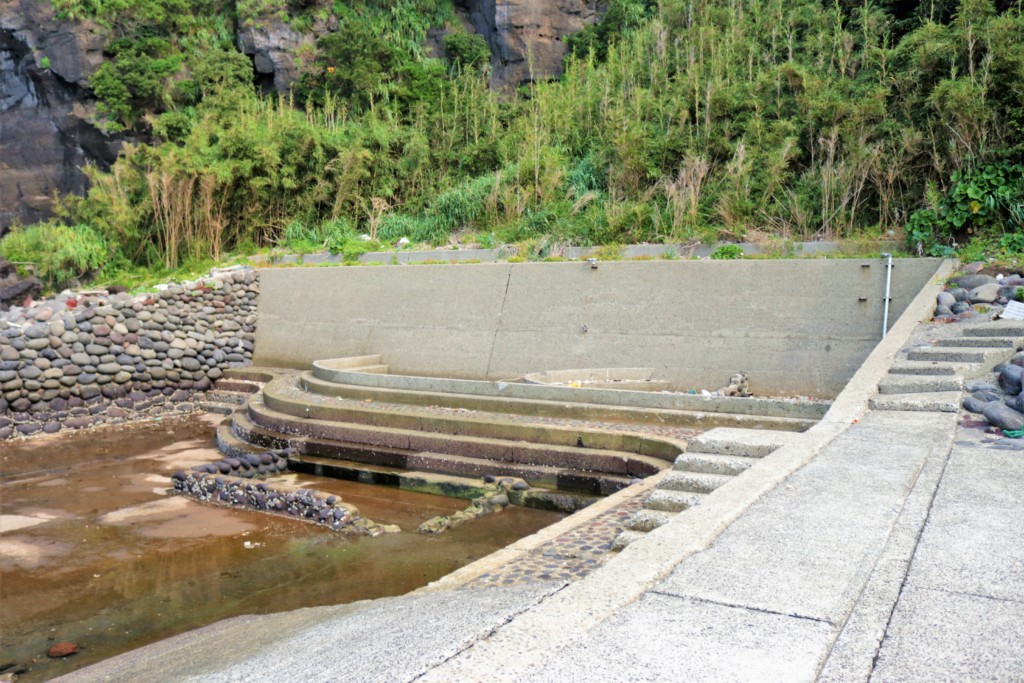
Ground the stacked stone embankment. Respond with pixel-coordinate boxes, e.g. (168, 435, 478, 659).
(0, 268, 259, 439)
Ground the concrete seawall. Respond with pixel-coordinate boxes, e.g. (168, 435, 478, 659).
(255, 259, 944, 398)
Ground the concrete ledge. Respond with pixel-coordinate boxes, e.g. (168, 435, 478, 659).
(310, 362, 829, 421)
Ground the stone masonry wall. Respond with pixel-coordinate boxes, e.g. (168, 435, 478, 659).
(0, 268, 258, 439)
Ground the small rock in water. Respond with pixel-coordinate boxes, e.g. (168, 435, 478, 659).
(47, 642, 79, 658)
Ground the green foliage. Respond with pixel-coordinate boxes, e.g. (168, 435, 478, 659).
(39, 55, 51, 69)
(443, 32, 490, 70)
(906, 160, 1024, 255)
(710, 244, 746, 260)
(33, 0, 1024, 287)
(564, 0, 656, 63)
(0, 223, 109, 291)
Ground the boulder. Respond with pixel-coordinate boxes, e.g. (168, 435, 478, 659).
(968, 283, 1001, 304)
(953, 273, 997, 290)
(999, 365, 1023, 395)
(982, 402, 1024, 432)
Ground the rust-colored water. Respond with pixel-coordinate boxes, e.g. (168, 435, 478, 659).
(0, 415, 564, 681)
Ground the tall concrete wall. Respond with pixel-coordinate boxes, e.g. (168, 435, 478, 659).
(254, 259, 944, 398)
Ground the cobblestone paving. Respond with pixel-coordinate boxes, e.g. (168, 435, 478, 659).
(465, 496, 646, 588)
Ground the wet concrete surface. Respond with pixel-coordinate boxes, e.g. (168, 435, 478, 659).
(0, 415, 564, 682)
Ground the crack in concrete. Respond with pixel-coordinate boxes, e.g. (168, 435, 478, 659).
(484, 269, 513, 380)
(911, 584, 1024, 607)
(648, 590, 836, 625)
(864, 444, 955, 681)
(409, 581, 571, 682)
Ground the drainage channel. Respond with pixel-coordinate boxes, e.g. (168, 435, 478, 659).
(0, 416, 564, 682)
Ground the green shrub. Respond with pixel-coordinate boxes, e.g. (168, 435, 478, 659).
(0, 223, 109, 291)
(907, 160, 1024, 256)
(710, 244, 745, 260)
(443, 32, 490, 70)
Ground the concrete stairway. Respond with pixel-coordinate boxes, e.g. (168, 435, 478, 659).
(614, 428, 799, 547)
(217, 362, 692, 510)
(198, 377, 264, 415)
(871, 321, 1024, 413)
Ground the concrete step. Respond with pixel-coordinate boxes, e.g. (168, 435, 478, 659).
(869, 392, 962, 413)
(645, 489, 705, 513)
(199, 401, 238, 416)
(611, 529, 647, 550)
(877, 375, 963, 395)
(932, 337, 1019, 348)
(905, 348, 1005, 364)
(405, 452, 633, 496)
(234, 410, 633, 495)
(686, 428, 795, 459)
(962, 323, 1024, 338)
(673, 452, 758, 476)
(626, 509, 676, 532)
(345, 365, 389, 374)
(301, 372, 817, 435)
(245, 399, 667, 477)
(659, 470, 733, 494)
(263, 377, 683, 461)
(205, 391, 249, 405)
(216, 423, 275, 459)
(212, 379, 264, 394)
(318, 355, 383, 369)
(888, 361, 966, 376)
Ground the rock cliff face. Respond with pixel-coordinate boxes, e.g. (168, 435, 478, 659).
(459, 0, 602, 88)
(0, 0, 600, 230)
(0, 0, 118, 233)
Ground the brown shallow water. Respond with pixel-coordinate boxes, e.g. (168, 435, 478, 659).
(0, 415, 564, 681)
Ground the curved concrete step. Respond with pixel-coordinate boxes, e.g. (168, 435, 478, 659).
(659, 470, 733, 494)
(263, 376, 682, 461)
(673, 453, 758, 476)
(344, 365, 389, 374)
(316, 355, 383, 369)
(301, 373, 816, 434)
(645, 489, 704, 513)
(244, 396, 668, 477)
(216, 422, 270, 458)
(233, 410, 632, 495)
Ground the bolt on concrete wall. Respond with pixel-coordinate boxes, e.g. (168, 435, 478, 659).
(254, 259, 944, 398)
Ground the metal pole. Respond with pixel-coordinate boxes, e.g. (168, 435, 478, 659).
(881, 253, 893, 338)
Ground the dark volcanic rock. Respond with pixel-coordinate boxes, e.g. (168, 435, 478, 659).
(982, 402, 1024, 432)
(0, 0, 120, 230)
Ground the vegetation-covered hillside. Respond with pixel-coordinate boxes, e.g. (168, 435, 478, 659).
(3, 0, 1023, 290)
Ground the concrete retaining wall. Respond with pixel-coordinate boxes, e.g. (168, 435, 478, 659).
(255, 259, 944, 398)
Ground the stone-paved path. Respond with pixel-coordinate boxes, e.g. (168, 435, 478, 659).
(466, 497, 646, 588)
